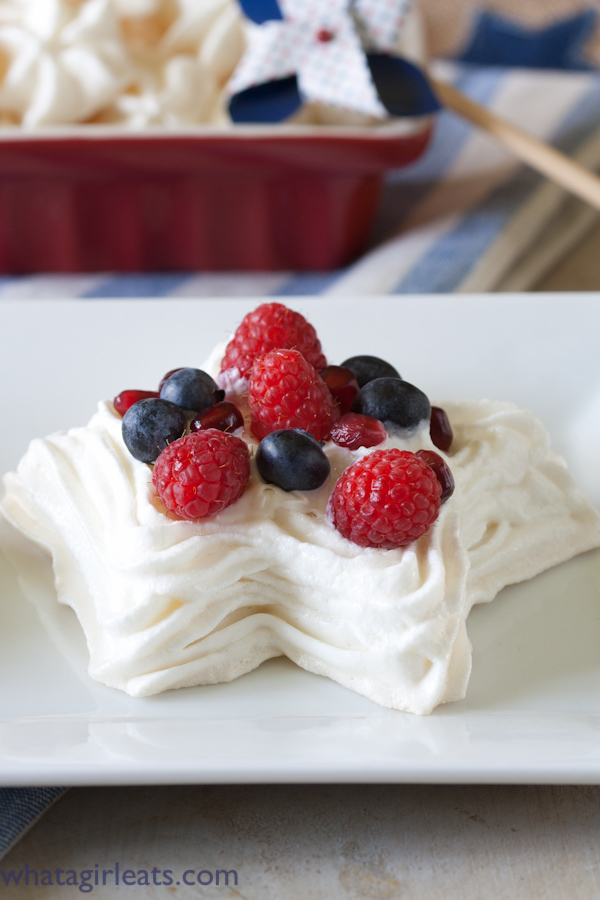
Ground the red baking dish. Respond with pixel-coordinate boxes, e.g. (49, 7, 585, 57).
(0, 120, 432, 272)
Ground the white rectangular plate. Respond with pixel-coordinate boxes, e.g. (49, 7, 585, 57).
(1, 294, 600, 786)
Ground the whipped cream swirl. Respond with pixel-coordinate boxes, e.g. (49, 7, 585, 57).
(0, 0, 244, 127)
(0, 0, 132, 126)
(3, 387, 599, 714)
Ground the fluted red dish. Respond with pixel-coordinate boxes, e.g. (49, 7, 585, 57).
(0, 120, 432, 272)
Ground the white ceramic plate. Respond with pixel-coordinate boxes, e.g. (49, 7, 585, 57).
(1, 294, 599, 786)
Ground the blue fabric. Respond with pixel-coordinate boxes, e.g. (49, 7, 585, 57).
(0, 788, 66, 860)
(458, 10, 597, 71)
(391, 73, 600, 293)
(392, 168, 537, 293)
(83, 273, 192, 298)
(273, 272, 342, 296)
(370, 65, 507, 245)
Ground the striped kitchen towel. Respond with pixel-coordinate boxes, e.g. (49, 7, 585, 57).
(0, 62, 599, 300)
(0, 788, 66, 860)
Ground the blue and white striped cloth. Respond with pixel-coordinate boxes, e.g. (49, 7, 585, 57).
(0, 789, 65, 859)
(2, 60, 600, 860)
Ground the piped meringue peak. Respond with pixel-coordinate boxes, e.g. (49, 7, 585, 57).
(0, 0, 244, 127)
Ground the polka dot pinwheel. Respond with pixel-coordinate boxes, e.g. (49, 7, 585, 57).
(228, 0, 440, 122)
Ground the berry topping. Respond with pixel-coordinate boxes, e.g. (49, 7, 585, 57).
(190, 401, 244, 434)
(415, 449, 455, 503)
(113, 389, 159, 417)
(430, 406, 453, 452)
(341, 355, 400, 388)
(256, 429, 331, 492)
(152, 430, 250, 520)
(248, 348, 340, 442)
(330, 412, 387, 450)
(319, 365, 360, 413)
(328, 449, 442, 549)
(351, 378, 430, 432)
(220, 302, 327, 379)
(121, 398, 187, 464)
(159, 367, 221, 412)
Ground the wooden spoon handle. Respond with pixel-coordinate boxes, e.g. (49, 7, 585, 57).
(431, 76, 600, 211)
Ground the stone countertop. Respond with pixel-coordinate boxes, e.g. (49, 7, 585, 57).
(3, 783, 600, 899)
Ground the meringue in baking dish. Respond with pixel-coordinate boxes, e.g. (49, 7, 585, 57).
(2, 365, 600, 714)
(0, 0, 427, 128)
(0, 0, 245, 127)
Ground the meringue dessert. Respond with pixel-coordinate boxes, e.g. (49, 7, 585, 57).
(2, 303, 600, 715)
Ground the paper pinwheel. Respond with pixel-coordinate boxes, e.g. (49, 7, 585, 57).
(228, 0, 440, 123)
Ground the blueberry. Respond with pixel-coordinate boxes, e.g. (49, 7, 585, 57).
(159, 367, 220, 412)
(293, 429, 325, 446)
(122, 398, 187, 463)
(351, 378, 430, 431)
(256, 430, 330, 492)
(341, 355, 400, 388)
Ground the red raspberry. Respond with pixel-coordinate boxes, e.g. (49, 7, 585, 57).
(152, 430, 250, 521)
(220, 302, 327, 379)
(328, 449, 442, 549)
(330, 412, 387, 450)
(249, 348, 340, 441)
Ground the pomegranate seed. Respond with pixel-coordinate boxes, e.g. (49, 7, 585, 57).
(430, 406, 453, 452)
(319, 365, 360, 413)
(330, 412, 387, 451)
(113, 389, 159, 417)
(190, 401, 244, 434)
(416, 449, 455, 503)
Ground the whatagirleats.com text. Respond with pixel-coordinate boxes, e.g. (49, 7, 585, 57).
(1, 863, 238, 892)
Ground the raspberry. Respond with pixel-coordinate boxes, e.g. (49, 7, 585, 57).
(328, 449, 442, 549)
(220, 302, 327, 379)
(330, 412, 387, 450)
(152, 430, 250, 521)
(248, 348, 340, 441)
